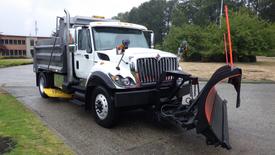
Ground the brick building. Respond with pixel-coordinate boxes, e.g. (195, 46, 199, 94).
(0, 34, 50, 58)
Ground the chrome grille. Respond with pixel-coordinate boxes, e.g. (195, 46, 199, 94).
(137, 57, 178, 84)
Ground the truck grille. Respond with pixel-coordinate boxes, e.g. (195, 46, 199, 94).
(137, 57, 178, 84)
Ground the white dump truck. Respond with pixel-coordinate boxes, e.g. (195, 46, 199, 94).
(33, 10, 242, 149)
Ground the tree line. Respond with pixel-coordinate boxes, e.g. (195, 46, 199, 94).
(113, 0, 275, 62)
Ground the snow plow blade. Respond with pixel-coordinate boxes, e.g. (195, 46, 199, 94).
(158, 65, 242, 149)
(195, 65, 242, 149)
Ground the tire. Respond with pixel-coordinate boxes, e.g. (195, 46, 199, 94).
(38, 73, 49, 98)
(91, 86, 118, 128)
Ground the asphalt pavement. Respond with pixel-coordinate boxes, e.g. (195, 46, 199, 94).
(0, 65, 275, 155)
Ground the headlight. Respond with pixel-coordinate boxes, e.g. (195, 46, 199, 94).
(121, 77, 130, 86)
(109, 74, 135, 87)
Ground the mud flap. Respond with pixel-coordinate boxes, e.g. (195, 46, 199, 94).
(194, 65, 242, 149)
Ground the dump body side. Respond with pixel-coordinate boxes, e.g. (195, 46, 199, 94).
(33, 37, 67, 74)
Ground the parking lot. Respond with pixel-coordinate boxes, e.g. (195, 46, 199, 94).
(1, 65, 275, 155)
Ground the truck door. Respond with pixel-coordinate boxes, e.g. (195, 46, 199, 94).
(74, 27, 94, 79)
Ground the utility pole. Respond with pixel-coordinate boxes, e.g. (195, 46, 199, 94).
(219, 0, 224, 28)
(35, 20, 38, 36)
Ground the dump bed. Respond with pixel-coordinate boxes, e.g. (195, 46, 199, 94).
(33, 37, 67, 74)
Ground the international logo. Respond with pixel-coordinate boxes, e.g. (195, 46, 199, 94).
(156, 54, 161, 61)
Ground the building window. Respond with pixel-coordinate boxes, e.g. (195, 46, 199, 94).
(15, 50, 18, 56)
(23, 50, 26, 56)
(5, 40, 8, 44)
(30, 49, 34, 56)
(19, 50, 22, 56)
(9, 40, 13, 44)
(0, 39, 3, 45)
(30, 40, 34, 46)
(10, 50, 13, 56)
(22, 40, 26, 45)
(18, 40, 22, 44)
(14, 40, 18, 45)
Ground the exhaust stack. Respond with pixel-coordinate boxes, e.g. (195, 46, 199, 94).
(64, 9, 74, 84)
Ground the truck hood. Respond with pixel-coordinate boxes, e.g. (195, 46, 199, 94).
(97, 48, 177, 63)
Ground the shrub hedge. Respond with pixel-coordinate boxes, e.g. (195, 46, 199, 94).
(161, 8, 275, 62)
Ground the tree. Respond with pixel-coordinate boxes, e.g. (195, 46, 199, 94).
(261, 0, 275, 22)
(162, 7, 275, 62)
(112, 12, 129, 22)
(113, 0, 176, 44)
(172, 0, 246, 26)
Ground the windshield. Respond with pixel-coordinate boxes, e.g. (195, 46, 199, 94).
(93, 27, 149, 51)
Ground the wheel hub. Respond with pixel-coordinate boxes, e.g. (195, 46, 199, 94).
(95, 94, 108, 120)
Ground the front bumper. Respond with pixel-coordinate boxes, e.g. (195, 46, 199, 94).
(114, 84, 191, 107)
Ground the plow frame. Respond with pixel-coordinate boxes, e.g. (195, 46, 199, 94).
(156, 65, 242, 149)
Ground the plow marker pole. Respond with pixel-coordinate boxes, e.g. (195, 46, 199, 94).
(224, 5, 233, 66)
(224, 33, 228, 64)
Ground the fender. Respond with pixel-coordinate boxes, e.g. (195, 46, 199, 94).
(86, 71, 116, 89)
(85, 71, 116, 110)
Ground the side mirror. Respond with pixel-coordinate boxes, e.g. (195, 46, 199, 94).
(69, 29, 75, 45)
(122, 39, 130, 49)
(69, 44, 76, 52)
(116, 39, 130, 55)
(143, 30, 154, 49)
(68, 29, 76, 53)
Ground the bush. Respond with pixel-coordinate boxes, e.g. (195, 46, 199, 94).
(204, 52, 226, 62)
(266, 49, 275, 57)
(162, 7, 275, 62)
(221, 8, 275, 57)
(185, 51, 202, 61)
(237, 54, 257, 62)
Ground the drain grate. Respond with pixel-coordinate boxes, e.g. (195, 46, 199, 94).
(0, 136, 16, 154)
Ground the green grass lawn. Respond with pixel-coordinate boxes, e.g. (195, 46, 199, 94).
(0, 89, 74, 155)
(0, 59, 33, 68)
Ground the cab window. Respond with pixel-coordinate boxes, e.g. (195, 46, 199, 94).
(78, 29, 92, 52)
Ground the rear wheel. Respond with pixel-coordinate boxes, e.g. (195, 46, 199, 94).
(38, 73, 50, 98)
(91, 86, 118, 128)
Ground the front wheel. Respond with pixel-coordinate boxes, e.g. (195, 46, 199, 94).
(91, 86, 118, 128)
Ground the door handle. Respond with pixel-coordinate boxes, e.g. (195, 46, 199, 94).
(84, 54, 89, 59)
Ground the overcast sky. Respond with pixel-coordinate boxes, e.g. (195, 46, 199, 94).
(0, 0, 149, 36)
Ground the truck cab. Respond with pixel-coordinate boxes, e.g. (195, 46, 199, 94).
(34, 15, 184, 128)
(72, 21, 158, 82)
